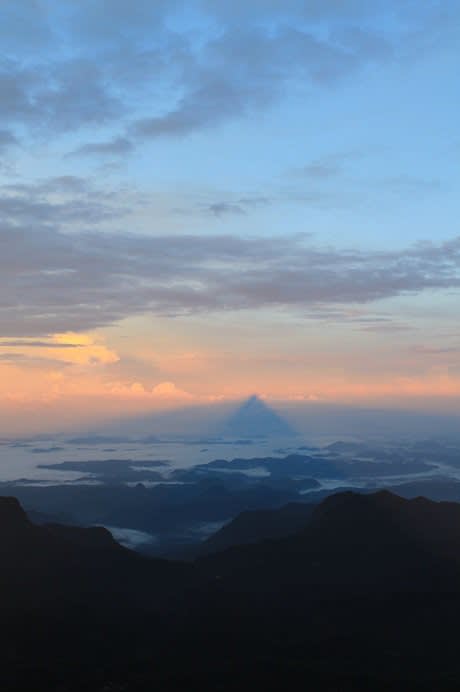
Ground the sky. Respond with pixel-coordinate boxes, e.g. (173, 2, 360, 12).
(1, 0, 459, 434)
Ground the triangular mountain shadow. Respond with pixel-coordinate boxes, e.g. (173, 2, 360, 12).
(220, 395, 297, 438)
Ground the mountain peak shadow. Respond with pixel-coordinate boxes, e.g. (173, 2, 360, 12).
(221, 395, 296, 439)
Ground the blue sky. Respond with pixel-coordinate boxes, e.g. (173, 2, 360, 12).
(3, 1, 458, 247)
(0, 1, 459, 432)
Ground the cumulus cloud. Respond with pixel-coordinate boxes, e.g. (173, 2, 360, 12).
(108, 380, 192, 400)
(151, 381, 193, 399)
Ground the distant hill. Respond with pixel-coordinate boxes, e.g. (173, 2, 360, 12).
(198, 501, 316, 555)
(221, 395, 296, 438)
(198, 490, 460, 594)
(9, 488, 460, 608)
(0, 496, 191, 614)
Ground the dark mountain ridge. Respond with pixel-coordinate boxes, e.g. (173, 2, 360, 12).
(198, 501, 316, 555)
(0, 496, 192, 615)
(197, 489, 460, 597)
(4, 491, 460, 690)
(4, 489, 460, 606)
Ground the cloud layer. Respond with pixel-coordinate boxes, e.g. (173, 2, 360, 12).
(2, 215, 460, 336)
(0, 1, 455, 152)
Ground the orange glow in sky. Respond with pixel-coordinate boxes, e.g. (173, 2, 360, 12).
(1, 319, 459, 435)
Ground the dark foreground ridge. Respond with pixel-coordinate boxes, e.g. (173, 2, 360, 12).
(3, 491, 460, 690)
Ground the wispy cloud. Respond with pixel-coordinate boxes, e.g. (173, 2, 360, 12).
(68, 137, 134, 158)
(1, 212, 460, 336)
(199, 196, 271, 217)
(0, 176, 130, 227)
(0, 340, 79, 348)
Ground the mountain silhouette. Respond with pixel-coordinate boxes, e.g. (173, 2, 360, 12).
(221, 395, 296, 438)
(0, 496, 191, 614)
(5, 491, 460, 690)
(198, 501, 316, 555)
(198, 489, 460, 596)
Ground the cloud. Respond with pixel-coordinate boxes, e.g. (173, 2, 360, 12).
(0, 176, 129, 227)
(0, 340, 79, 348)
(68, 137, 134, 158)
(294, 152, 360, 179)
(129, 23, 394, 141)
(202, 197, 271, 217)
(173, 196, 271, 218)
(413, 346, 460, 356)
(1, 216, 460, 336)
(0, 129, 18, 152)
(379, 176, 441, 196)
(299, 161, 341, 179)
(0, 1, 452, 150)
(205, 202, 246, 217)
(0, 333, 119, 366)
(108, 380, 192, 400)
(0, 57, 123, 134)
(47, 333, 119, 365)
(151, 381, 192, 399)
(0, 353, 27, 361)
